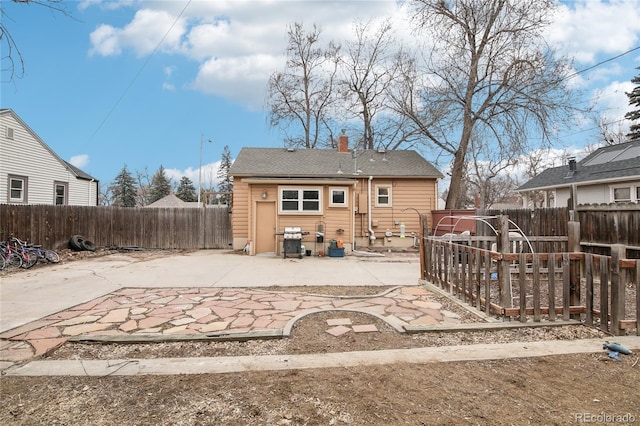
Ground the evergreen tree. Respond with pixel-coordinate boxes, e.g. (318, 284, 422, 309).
(625, 67, 640, 140)
(216, 145, 234, 206)
(175, 176, 197, 202)
(110, 164, 138, 207)
(148, 165, 172, 204)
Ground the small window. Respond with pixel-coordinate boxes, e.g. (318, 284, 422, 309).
(54, 182, 68, 205)
(612, 186, 631, 203)
(279, 187, 322, 213)
(8, 175, 27, 203)
(636, 187, 640, 202)
(330, 187, 348, 207)
(376, 185, 391, 206)
(6, 127, 14, 139)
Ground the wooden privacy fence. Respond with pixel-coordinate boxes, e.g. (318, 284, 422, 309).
(0, 204, 232, 250)
(419, 214, 639, 336)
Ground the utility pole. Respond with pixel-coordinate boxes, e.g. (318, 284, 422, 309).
(197, 134, 212, 206)
(198, 134, 203, 205)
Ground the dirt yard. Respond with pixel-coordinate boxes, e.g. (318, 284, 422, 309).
(3, 312, 639, 425)
(2, 249, 639, 425)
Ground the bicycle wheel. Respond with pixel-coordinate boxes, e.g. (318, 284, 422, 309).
(44, 249, 61, 263)
(21, 250, 38, 269)
(8, 252, 23, 268)
(0, 255, 5, 270)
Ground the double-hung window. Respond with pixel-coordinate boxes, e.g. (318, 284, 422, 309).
(8, 175, 27, 204)
(376, 185, 392, 207)
(280, 187, 321, 213)
(54, 182, 68, 205)
(329, 187, 348, 207)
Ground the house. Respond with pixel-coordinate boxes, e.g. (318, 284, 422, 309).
(145, 191, 201, 208)
(229, 133, 443, 256)
(0, 109, 99, 206)
(517, 139, 640, 207)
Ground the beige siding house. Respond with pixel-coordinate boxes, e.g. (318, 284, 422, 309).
(0, 109, 98, 206)
(229, 134, 443, 256)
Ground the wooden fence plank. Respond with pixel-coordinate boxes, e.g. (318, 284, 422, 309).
(533, 254, 541, 322)
(585, 254, 594, 326)
(600, 256, 609, 333)
(519, 253, 527, 322)
(548, 257, 556, 322)
(562, 253, 570, 321)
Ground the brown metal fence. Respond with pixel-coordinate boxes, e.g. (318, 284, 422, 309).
(0, 204, 232, 250)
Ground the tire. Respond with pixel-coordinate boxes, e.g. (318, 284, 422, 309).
(0, 255, 5, 270)
(21, 250, 38, 269)
(44, 250, 61, 263)
(81, 240, 96, 252)
(7, 252, 22, 268)
(69, 235, 85, 251)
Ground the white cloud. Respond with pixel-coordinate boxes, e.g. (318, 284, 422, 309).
(548, 0, 640, 64)
(592, 80, 634, 131)
(87, 1, 406, 107)
(165, 161, 222, 189)
(89, 8, 186, 57)
(191, 54, 283, 109)
(69, 154, 90, 169)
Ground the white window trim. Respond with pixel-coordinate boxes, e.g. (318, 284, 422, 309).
(610, 184, 636, 203)
(329, 187, 348, 207)
(375, 184, 392, 207)
(8, 175, 28, 204)
(278, 186, 323, 214)
(54, 181, 69, 205)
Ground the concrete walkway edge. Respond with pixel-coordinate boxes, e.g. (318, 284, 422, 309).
(5, 336, 639, 377)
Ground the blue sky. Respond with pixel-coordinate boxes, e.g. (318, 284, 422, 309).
(2, 0, 640, 194)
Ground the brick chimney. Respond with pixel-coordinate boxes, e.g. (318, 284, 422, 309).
(338, 131, 349, 153)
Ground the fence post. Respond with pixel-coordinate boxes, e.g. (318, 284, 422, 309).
(419, 214, 426, 280)
(568, 221, 581, 320)
(497, 215, 512, 309)
(610, 244, 626, 336)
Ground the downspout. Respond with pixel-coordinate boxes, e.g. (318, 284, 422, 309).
(352, 181, 357, 251)
(368, 176, 375, 245)
(90, 179, 97, 205)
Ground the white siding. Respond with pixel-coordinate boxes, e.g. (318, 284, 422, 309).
(0, 111, 97, 205)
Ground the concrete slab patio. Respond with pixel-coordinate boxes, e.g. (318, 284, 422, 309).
(1, 249, 420, 334)
(1, 249, 432, 364)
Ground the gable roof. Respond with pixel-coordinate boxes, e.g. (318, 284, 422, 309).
(145, 192, 200, 208)
(517, 139, 640, 191)
(229, 147, 443, 179)
(0, 108, 98, 182)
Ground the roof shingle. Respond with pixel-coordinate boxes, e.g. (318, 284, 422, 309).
(229, 147, 443, 178)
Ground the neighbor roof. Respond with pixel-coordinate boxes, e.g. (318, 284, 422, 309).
(145, 193, 200, 208)
(517, 139, 640, 191)
(229, 148, 443, 179)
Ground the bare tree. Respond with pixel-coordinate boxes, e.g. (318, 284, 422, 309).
(135, 167, 152, 207)
(266, 22, 340, 149)
(397, 0, 584, 209)
(1, 0, 73, 82)
(338, 19, 400, 150)
(596, 116, 628, 146)
(465, 133, 520, 209)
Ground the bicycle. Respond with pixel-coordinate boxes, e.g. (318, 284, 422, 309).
(11, 238, 59, 266)
(25, 243, 61, 264)
(8, 238, 38, 269)
(0, 241, 23, 270)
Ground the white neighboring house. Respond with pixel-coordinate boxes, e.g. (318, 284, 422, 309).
(0, 109, 99, 206)
(517, 139, 640, 207)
